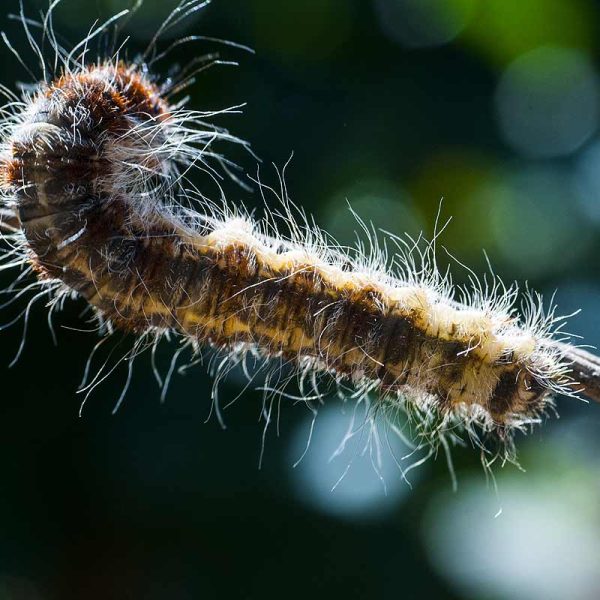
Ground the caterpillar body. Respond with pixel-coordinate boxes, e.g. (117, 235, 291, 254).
(0, 0, 591, 471)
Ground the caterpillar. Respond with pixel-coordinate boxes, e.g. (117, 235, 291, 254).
(0, 0, 598, 474)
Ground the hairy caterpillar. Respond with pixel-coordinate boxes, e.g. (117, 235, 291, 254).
(0, 0, 598, 474)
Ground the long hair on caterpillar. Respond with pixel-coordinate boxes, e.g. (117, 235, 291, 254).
(0, 0, 599, 483)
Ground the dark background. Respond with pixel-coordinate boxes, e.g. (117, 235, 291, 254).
(1, 1, 600, 598)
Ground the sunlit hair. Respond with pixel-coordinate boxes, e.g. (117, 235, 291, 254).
(0, 0, 590, 482)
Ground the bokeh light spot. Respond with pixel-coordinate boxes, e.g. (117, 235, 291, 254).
(460, 0, 594, 66)
(574, 138, 600, 224)
(288, 403, 416, 519)
(409, 149, 497, 268)
(373, 0, 478, 48)
(483, 167, 592, 278)
(423, 453, 600, 600)
(495, 46, 600, 158)
(322, 178, 423, 250)
(550, 282, 600, 350)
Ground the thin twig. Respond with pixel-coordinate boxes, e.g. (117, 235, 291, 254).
(554, 342, 600, 404)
